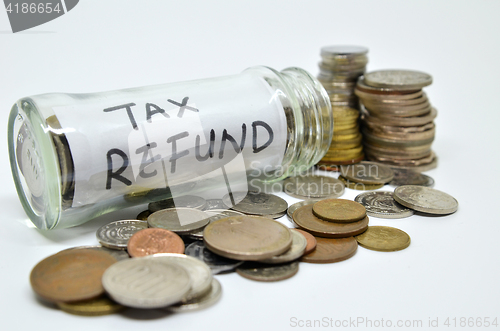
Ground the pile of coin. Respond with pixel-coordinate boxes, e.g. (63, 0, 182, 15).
(316, 46, 368, 169)
(355, 69, 438, 171)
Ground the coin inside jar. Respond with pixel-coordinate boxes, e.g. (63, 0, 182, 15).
(203, 215, 293, 261)
(312, 199, 366, 223)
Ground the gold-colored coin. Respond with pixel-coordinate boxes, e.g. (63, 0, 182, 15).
(332, 106, 359, 120)
(333, 126, 359, 135)
(338, 175, 384, 191)
(57, 296, 124, 316)
(324, 146, 363, 159)
(320, 152, 364, 163)
(355, 226, 410, 252)
(332, 132, 361, 142)
(334, 121, 359, 131)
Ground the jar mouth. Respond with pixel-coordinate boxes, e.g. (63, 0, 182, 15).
(8, 100, 61, 230)
(272, 67, 333, 178)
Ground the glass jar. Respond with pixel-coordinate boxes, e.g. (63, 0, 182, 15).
(8, 66, 332, 230)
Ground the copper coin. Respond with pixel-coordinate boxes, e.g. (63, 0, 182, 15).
(301, 237, 358, 263)
(30, 249, 117, 303)
(292, 229, 317, 255)
(312, 199, 366, 223)
(127, 228, 185, 257)
(293, 205, 369, 238)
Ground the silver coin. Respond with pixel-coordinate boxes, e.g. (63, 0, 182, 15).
(188, 210, 244, 240)
(222, 191, 288, 216)
(147, 208, 210, 235)
(102, 258, 192, 308)
(394, 185, 458, 215)
(185, 241, 243, 274)
(283, 175, 344, 199)
(341, 161, 394, 185)
(287, 200, 317, 222)
(148, 195, 207, 212)
(364, 69, 432, 90)
(96, 220, 148, 250)
(60, 245, 130, 261)
(354, 191, 414, 219)
(205, 199, 227, 210)
(259, 229, 307, 264)
(145, 253, 213, 302)
(167, 278, 222, 312)
(389, 169, 435, 187)
(236, 261, 299, 282)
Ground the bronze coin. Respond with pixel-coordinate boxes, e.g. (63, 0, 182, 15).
(127, 228, 185, 257)
(30, 249, 117, 303)
(292, 205, 369, 238)
(312, 199, 366, 223)
(301, 237, 358, 263)
(292, 229, 317, 255)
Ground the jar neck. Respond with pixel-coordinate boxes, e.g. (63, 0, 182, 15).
(249, 66, 333, 178)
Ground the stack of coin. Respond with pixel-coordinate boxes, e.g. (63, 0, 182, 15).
(316, 46, 368, 169)
(356, 69, 438, 171)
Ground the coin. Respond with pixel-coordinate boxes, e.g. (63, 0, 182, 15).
(167, 278, 222, 312)
(301, 237, 357, 263)
(222, 191, 288, 216)
(145, 253, 212, 302)
(136, 210, 151, 221)
(127, 228, 185, 257)
(30, 249, 117, 303)
(259, 229, 307, 264)
(356, 78, 420, 95)
(236, 261, 299, 282)
(188, 210, 244, 240)
(355, 226, 411, 252)
(148, 195, 207, 212)
(364, 70, 432, 90)
(147, 208, 210, 235)
(287, 200, 316, 221)
(321, 45, 369, 56)
(102, 258, 192, 308)
(312, 199, 366, 223)
(96, 220, 148, 250)
(203, 215, 293, 261)
(293, 205, 369, 238)
(354, 191, 414, 219)
(292, 229, 317, 254)
(361, 106, 437, 127)
(341, 161, 394, 184)
(59, 245, 130, 261)
(389, 169, 435, 187)
(393, 185, 458, 215)
(185, 241, 244, 274)
(283, 175, 344, 199)
(338, 175, 385, 190)
(57, 296, 125, 316)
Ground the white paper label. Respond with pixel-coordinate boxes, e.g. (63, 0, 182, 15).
(53, 74, 287, 207)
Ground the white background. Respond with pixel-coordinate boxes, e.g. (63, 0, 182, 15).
(1, 1, 499, 330)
